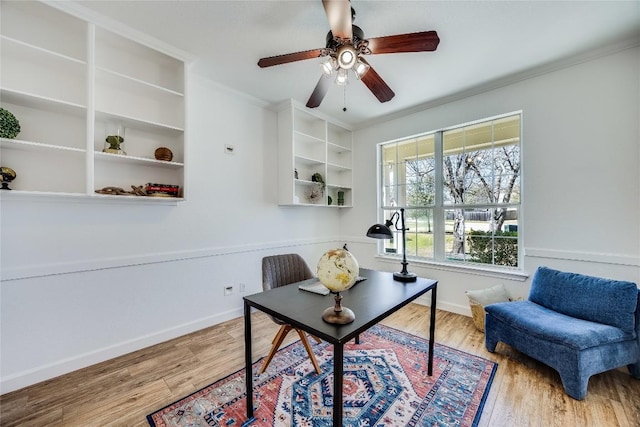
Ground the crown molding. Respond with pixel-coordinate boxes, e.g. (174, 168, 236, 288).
(354, 36, 640, 130)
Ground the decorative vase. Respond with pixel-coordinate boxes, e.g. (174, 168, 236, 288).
(337, 190, 345, 206)
(103, 123, 126, 155)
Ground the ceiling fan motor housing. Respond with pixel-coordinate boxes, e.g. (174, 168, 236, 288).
(325, 25, 365, 49)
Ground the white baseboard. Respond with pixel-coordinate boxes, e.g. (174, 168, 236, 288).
(0, 295, 473, 394)
(0, 307, 243, 394)
(413, 294, 472, 317)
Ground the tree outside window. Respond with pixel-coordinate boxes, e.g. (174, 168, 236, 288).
(378, 113, 521, 269)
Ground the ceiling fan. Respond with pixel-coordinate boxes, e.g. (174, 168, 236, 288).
(257, 0, 440, 109)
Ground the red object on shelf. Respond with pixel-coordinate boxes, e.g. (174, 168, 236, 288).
(145, 183, 179, 196)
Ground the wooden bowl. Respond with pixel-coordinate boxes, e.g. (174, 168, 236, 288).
(154, 147, 173, 162)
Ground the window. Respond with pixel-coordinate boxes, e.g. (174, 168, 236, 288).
(377, 113, 521, 270)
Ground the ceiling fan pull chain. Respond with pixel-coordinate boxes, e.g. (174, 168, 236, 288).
(343, 85, 347, 112)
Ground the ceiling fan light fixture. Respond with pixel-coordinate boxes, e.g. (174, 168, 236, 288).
(335, 68, 348, 85)
(353, 58, 370, 79)
(336, 45, 357, 69)
(321, 57, 337, 76)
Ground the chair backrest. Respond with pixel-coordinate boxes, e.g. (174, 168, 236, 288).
(262, 253, 314, 292)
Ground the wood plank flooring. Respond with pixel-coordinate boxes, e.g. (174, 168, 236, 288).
(1, 303, 638, 426)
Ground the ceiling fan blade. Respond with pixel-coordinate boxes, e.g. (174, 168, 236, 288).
(359, 58, 395, 103)
(258, 49, 324, 68)
(367, 31, 440, 54)
(306, 75, 332, 108)
(322, 0, 352, 40)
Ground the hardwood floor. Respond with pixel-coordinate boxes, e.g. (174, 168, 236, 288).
(1, 303, 638, 426)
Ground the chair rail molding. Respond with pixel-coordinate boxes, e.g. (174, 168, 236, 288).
(1, 237, 344, 281)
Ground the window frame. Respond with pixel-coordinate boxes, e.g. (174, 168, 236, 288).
(374, 111, 524, 277)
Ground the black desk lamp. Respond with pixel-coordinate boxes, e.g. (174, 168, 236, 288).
(366, 208, 417, 282)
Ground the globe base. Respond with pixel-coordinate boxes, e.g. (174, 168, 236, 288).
(322, 306, 355, 324)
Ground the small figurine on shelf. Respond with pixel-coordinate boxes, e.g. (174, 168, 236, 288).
(0, 166, 17, 190)
(103, 122, 126, 155)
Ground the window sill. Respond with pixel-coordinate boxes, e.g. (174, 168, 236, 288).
(373, 254, 529, 281)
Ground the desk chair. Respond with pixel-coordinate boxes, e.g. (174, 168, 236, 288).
(259, 254, 322, 374)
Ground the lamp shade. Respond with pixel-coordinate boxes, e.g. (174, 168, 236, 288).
(366, 223, 393, 239)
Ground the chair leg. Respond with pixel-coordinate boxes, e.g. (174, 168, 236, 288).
(296, 329, 322, 374)
(259, 325, 292, 374)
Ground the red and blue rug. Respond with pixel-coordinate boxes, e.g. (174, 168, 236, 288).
(148, 324, 497, 427)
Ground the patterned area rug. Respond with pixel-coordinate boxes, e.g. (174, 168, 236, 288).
(148, 324, 497, 427)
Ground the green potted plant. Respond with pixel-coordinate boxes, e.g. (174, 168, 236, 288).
(0, 108, 21, 139)
(103, 123, 126, 155)
(311, 172, 325, 194)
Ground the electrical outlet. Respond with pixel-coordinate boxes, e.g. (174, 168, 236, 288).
(239, 283, 246, 292)
(224, 285, 234, 296)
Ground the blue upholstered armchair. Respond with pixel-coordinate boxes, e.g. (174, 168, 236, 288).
(485, 267, 640, 400)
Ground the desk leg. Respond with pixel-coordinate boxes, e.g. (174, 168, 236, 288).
(333, 343, 344, 427)
(428, 284, 437, 376)
(244, 300, 254, 420)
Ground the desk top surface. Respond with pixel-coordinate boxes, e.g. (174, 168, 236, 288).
(244, 268, 437, 344)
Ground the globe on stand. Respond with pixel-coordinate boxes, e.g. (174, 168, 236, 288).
(317, 248, 359, 324)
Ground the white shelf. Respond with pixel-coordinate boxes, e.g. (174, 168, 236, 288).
(0, 2, 186, 202)
(0, 1, 87, 60)
(327, 162, 351, 172)
(95, 109, 184, 134)
(96, 66, 184, 97)
(1, 88, 86, 115)
(295, 155, 325, 167)
(94, 151, 184, 168)
(1, 138, 86, 154)
(328, 141, 352, 153)
(278, 100, 353, 207)
(0, 190, 184, 205)
(1, 35, 85, 65)
(295, 179, 323, 187)
(294, 130, 325, 145)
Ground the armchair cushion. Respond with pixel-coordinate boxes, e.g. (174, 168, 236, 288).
(529, 267, 638, 334)
(486, 301, 633, 350)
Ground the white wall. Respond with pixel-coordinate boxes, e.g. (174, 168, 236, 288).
(2, 45, 638, 394)
(342, 46, 640, 314)
(0, 74, 343, 393)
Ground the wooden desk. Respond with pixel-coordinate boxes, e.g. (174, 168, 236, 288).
(243, 268, 438, 427)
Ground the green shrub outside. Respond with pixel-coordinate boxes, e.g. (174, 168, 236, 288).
(467, 230, 518, 267)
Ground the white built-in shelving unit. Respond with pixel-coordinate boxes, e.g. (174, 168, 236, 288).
(277, 100, 353, 207)
(0, 1, 187, 203)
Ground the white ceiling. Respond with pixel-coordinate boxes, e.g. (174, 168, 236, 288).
(76, 0, 640, 127)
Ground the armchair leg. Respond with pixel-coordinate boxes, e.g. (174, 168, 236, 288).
(296, 329, 322, 374)
(259, 325, 292, 374)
